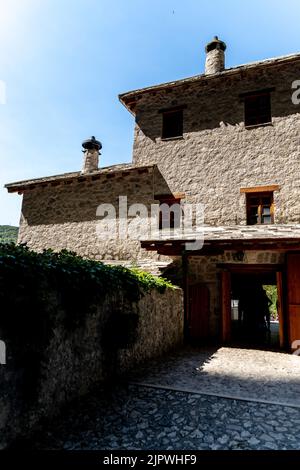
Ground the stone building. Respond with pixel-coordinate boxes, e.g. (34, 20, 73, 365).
(6, 37, 300, 350)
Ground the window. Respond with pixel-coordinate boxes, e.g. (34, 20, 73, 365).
(246, 192, 274, 225)
(162, 109, 183, 139)
(244, 91, 272, 127)
(157, 195, 182, 230)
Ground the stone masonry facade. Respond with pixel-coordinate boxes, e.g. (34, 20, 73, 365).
(6, 40, 300, 342)
(17, 165, 172, 269)
(131, 60, 300, 225)
(9, 51, 300, 263)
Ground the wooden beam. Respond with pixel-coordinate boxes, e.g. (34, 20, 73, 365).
(239, 87, 275, 99)
(240, 185, 280, 193)
(154, 192, 186, 200)
(141, 237, 300, 259)
(276, 271, 285, 349)
(158, 104, 187, 114)
(156, 248, 183, 256)
(182, 252, 190, 342)
(141, 241, 300, 254)
(157, 248, 224, 257)
(221, 271, 231, 343)
(217, 263, 284, 273)
(214, 243, 300, 251)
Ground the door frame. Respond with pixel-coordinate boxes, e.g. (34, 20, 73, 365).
(220, 264, 285, 347)
(286, 252, 300, 351)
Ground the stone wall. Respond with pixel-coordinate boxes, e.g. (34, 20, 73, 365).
(0, 286, 183, 448)
(132, 60, 300, 225)
(17, 166, 172, 267)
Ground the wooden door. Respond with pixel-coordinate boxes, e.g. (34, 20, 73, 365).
(286, 254, 300, 350)
(221, 271, 231, 343)
(188, 283, 210, 340)
(276, 271, 285, 349)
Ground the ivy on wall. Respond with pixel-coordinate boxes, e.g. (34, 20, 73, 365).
(0, 244, 174, 398)
(0, 243, 174, 328)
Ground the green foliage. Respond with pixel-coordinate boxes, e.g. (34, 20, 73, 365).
(0, 226, 18, 244)
(0, 243, 174, 320)
(130, 267, 175, 293)
(263, 285, 278, 320)
(0, 243, 174, 399)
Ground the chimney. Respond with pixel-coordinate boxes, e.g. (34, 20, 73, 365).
(81, 136, 102, 174)
(205, 36, 226, 75)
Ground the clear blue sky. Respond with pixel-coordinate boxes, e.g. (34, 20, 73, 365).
(1, 0, 300, 225)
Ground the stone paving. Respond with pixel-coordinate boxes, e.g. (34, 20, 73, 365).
(129, 346, 300, 407)
(31, 384, 300, 450)
(28, 346, 300, 450)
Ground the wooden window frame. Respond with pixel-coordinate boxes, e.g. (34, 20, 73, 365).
(246, 191, 274, 225)
(157, 195, 182, 230)
(161, 108, 184, 140)
(243, 90, 272, 128)
(240, 185, 280, 194)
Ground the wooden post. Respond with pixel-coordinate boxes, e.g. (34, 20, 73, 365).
(276, 271, 285, 349)
(182, 251, 189, 342)
(221, 271, 231, 343)
(286, 254, 300, 350)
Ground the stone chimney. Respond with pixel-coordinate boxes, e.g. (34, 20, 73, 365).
(205, 36, 226, 75)
(81, 136, 102, 174)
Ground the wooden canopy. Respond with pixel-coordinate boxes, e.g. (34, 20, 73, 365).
(141, 237, 300, 256)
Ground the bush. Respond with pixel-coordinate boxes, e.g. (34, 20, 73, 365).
(0, 226, 18, 244)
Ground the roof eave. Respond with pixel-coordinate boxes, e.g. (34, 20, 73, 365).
(119, 52, 300, 114)
(5, 164, 157, 194)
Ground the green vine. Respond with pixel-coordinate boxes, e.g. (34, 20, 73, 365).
(0, 244, 175, 400)
(0, 243, 174, 333)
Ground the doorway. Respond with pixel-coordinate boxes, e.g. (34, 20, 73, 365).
(231, 272, 278, 348)
(221, 266, 285, 349)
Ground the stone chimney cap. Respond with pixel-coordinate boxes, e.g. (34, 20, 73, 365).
(82, 136, 102, 151)
(205, 36, 226, 53)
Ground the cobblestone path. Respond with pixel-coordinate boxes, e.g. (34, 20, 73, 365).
(32, 384, 300, 450)
(30, 347, 300, 450)
(129, 346, 300, 407)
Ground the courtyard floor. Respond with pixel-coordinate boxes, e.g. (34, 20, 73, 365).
(128, 346, 300, 407)
(29, 346, 300, 450)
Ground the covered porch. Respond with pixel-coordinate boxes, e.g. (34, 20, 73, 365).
(141, 225, 300, 352)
